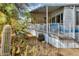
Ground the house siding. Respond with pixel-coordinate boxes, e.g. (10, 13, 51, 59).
(63, 7, 74, 28)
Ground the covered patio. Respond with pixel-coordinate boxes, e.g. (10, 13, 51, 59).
(27, 4, 79, 48)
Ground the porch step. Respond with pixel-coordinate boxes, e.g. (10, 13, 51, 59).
(58, 34, 79, 48)
(49, 34, 79, 48)
(60, 39, 79, 48)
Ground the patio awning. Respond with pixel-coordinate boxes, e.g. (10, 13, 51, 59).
(15, 3, 79, 13)
(26, 3, 79, 13)
(28, 3, 67, 13)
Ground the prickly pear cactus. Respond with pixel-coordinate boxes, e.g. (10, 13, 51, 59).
(1, 25, 12, 56)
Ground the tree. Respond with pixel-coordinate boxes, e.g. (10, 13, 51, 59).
(0, 3, 31, 39)
(0, 4, 18, 24)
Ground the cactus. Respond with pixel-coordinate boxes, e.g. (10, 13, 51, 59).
(1, 25, 12, 56)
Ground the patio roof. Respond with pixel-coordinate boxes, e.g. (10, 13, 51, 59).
(26, 3, 79, 13)
(26, 3, 70, 13)
(15, 3, 79, 13)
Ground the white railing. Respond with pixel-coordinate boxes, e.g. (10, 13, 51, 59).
(28, 23, 75, 38)
(75, 25, 79, 41)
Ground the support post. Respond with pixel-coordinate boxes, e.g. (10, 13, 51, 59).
(45, 6, 49, 43)
(73, 5, 76, 39)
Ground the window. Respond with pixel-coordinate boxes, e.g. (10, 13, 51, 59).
(56, 13, 63, 23)
(56, 15, 60, 23)
(51, 13, 63, 23)
(61, 13, 63, 23)
(76, 11, 79, 25)
(52, 17, 55, 23)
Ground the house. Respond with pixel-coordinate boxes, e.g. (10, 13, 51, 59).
(27, 4, 79, 48)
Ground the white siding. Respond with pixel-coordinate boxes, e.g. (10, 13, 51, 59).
(63, 6, 75, 38)
(63, 7, 73, 28)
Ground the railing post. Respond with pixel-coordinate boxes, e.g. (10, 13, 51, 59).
(49, 23, 50, 33)
(64, 24, 65, 36)
(69, 24, 71, 37)
(58, 23, 59, 37)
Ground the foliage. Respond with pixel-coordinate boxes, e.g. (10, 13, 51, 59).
(0, 3, 32, 56)
(11, 36, 38, 56)
(0, 3, 18, 34)
(0, 3, 31, 35)
(0, 11, 7, 34)
(0, 3, 18, 19)
(0, 12, 7, 25)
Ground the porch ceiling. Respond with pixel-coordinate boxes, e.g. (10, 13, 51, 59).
(29, 4, 79, 13)
(31, 6, 62, 13)
(30, 3, 69, 13)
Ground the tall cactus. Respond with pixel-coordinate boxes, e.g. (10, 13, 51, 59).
(1, 25, 12, 56)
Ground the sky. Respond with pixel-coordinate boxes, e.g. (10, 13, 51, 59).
(27, 3, 44, 11)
